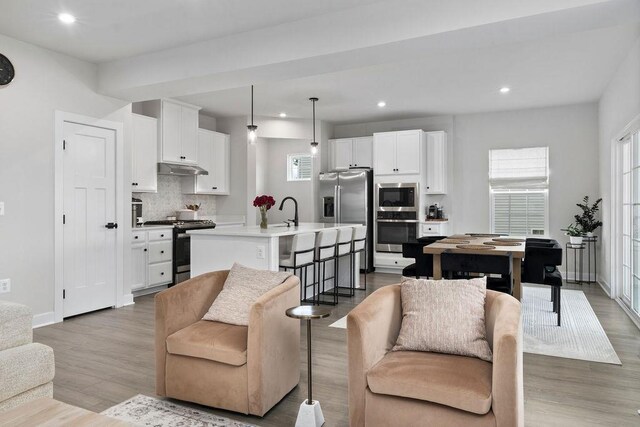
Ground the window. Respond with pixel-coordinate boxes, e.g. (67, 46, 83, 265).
(287, 154, 312, 181)
(489, 147, 549, 236)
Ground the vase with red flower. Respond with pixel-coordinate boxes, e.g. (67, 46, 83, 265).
(253, 195, 276, 229)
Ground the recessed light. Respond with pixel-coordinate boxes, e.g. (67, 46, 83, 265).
(279, 112, 287, 118)
(377, 101, 386, 108)
(58, 13, 76, 24)
(500, 87, 510, 94)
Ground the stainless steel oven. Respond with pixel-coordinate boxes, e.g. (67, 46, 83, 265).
(376, 211, 419, 253)
(376, 182, 419, 211)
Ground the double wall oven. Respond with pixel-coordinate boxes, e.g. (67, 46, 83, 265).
(376, 183, 419, 253)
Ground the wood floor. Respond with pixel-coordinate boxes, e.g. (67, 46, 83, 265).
(34, 273, 640, 427)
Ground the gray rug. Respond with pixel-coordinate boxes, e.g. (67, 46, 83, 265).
(522, 285, 621, 365)
(328, 285, 621, 365)
(102, 394, 258, 427)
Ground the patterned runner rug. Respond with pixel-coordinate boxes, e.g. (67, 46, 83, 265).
(102, 394, 259, 427)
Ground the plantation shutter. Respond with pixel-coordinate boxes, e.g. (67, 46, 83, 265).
(492, 190, 546, 235)
(287, 154, 312, 181)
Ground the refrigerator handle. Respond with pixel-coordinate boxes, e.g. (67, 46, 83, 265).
(336, 185, 341, 223)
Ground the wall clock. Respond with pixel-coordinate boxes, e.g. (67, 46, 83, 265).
(0, 54, 15, 85)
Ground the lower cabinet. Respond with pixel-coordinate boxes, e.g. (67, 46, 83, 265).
(419, 221, 449, 237)
(131, 228, 173, 292)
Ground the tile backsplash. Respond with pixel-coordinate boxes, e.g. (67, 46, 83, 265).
(133, 175, 217, 220)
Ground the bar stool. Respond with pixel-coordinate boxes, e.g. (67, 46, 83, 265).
(351, 225, 368, 292)
(279, 232, 317, 304)
(314, 229, 339, 305)
(334, 227, 356, 298)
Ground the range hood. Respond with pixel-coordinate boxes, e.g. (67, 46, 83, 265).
(157, 163, 209, 176)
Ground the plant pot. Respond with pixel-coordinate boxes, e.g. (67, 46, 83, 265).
(586, 232, 594, 237)
(569, 236, 583, 246)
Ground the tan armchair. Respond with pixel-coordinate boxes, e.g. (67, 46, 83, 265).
(347, 285, 522, 427)
(155, 270, 300, 416)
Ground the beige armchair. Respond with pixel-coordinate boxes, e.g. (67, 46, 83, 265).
(347, 285, 522, 427)
(0, 301, 55, 412)
(155, 270, 300, 416)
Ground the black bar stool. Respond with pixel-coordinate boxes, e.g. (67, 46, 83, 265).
(335, 227, 355, 298)
(314, 229, 338, 305)
(351, 225, 368, 292)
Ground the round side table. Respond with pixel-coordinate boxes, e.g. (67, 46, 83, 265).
(286, 305, 332, 427)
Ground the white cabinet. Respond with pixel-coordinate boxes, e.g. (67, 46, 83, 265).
(157, 99, 201, 165)
(425, 131, 447, 194)
(420, 221, 449, 237)
(329, 137, 373, 170)
(131, 114, 158, 193)
(182, 129, 230, 195)
(373, 130, 422, 175)
(130, 228, 173, 292)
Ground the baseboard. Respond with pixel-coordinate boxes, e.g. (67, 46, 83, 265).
(614, 298, 640, 331)
(123, 293, 135, 306)
(596, 277, 611, 297)
(132, 284, 168, 298)
(32, 311, 56, 328)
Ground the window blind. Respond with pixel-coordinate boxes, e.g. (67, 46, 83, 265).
(489, 147, 549, 188)
(492, 190, 547, 236)
(287, 154, 312, 181)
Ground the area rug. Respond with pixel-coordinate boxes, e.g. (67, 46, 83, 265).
(101, 394, 258, 427)
(522, 285, 621, 365)
(328, 285, 621, 365)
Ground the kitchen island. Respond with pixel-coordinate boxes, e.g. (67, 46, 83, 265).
(189, 222, 362, 294)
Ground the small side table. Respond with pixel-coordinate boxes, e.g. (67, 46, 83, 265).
(286, 305, 332, 427)
(565, 242, 585, 284)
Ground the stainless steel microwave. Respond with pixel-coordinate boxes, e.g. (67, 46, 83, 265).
(376, 183, 419, 211)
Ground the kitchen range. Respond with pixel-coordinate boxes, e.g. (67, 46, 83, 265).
(142, 219, 216, 284)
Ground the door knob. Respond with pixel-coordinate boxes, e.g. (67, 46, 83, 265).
(105, 222, 118, 229)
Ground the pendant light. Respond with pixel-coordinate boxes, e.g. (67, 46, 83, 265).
(247, 85, 258, 144)
(309, 97, 319, 156)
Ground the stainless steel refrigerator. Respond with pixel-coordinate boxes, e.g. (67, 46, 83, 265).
(318, 168, 374, 272)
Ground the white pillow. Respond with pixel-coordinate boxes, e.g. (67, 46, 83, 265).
(393, 277, 493, 362)
(203, 263, 292, 326)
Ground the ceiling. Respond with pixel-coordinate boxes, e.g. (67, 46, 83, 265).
(1, 0, 639, 124)
(178, 23, 640, 124)
(0, 0, 381, 62)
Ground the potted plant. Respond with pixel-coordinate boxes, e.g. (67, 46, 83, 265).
(574, 196, 603, 237)
(566, 223, 584, 246)
(253, 195, 276, 229)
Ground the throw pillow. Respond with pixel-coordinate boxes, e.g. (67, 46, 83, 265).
(393, 277, 493, 362)
(203, 263, 292, 326)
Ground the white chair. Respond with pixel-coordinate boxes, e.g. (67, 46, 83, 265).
(335, 227, 356, 298)
(351, 225, 368, 291)
(280, 232, 316, 303)
(314, 229, 339, 305)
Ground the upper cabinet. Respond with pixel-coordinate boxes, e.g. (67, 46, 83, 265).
(329, 136, 373, 170)
(131, 113, 158, 193)
(157, 99, 201, 164)
(425, 131, 447, 194)
(373, 130, 422, 175)
(182, 129, 230, 195)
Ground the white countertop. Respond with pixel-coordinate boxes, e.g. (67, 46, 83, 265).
(199, 214, 246, 226)
(188, 222, 360, 238)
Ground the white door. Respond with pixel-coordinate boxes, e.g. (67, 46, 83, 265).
(131, 242, 147, 291)
(161, 101, 182, 163)
(373, 133, 397, 175)
(334, 138, 353, 169)
(395, 131, 421, 174)
(426, 132, 447, 194)
(131, 114, 158, 192)
(353, 136, 373, 168)
(63, 122, 117, 317)
(195, 129, 215, 193)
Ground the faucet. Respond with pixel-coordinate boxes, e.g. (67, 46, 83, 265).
(279, 197, 299, 227)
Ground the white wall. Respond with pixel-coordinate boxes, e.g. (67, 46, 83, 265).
(262, 139, 315, 225)
(598, 36, 640, 294)
(0, 34, 130, 321)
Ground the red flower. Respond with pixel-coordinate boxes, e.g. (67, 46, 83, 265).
(253, 195, 276, 210)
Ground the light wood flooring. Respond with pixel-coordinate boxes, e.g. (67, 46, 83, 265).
(34, 273, 640, 426)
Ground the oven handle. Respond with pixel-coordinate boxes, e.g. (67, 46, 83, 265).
(176, 233, 190, 239)
(376, 219, 419, 223)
